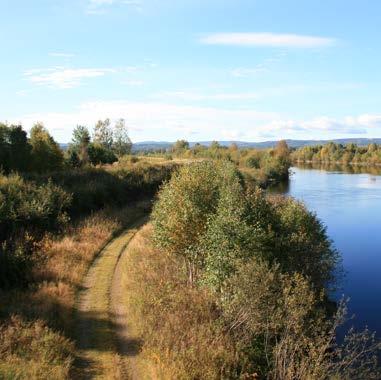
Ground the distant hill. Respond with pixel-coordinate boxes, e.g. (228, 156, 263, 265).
(59, 138, 381, 152)
(130, 138, 381, 152)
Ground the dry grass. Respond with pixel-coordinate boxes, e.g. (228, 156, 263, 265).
(121, 225, 238, 380)
(0, 202, 149, 379)
(0, 316, 74, 380)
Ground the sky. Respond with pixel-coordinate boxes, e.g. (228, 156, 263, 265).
(1, 0, 381, 143)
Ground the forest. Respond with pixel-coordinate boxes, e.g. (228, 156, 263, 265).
(0, 122, 380, 379)
(291, 141, 381, 165)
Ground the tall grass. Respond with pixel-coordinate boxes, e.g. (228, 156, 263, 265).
(0, 157, 176, 378)
(122, 225, 239, 379)
(0, 201, 151, 378)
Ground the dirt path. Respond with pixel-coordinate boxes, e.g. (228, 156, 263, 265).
(110, 226, 144, 380)
(74, 212, 147, 379)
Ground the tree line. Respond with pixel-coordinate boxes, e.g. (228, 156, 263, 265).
(292, 141, 381, 165)
(0, 118, 132, 174)
(142, 139, 291, 185)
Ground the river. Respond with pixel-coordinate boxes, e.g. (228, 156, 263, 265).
(276, 163, 381, 337)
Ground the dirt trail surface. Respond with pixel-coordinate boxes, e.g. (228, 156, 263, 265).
(74, 212, 147, 379)
(110, 226, 143, 380)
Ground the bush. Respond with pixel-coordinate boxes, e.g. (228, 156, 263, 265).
(0, 316, 74, 380)
(152, 161, 242, 283)
(0, 174, 71, 242)
(199, 187, 338, 294)
(0, 240, 34, 289)
(140, 161, 379, 378)
(0, 174, 71, 288)
(28, 162, 177, 217)
(88, 143, 117, 165)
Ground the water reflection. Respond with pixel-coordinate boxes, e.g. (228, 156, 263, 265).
(295, 162, 381, 176)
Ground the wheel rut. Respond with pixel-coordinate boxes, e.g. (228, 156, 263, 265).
(74, 213, 147, 379)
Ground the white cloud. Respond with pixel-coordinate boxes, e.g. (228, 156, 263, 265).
(252, 116, 374, 140)
(14, 100, 276, 141)
(345, 114, 381, 128)
(10, 100, 381, 142)
(16, 90, 29, 97)
(200, 33, 336, 48)
(24, 67, 117, 89)
(155, 91, 260, 101)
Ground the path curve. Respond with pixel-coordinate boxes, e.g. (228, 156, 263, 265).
(74, 212, 147, 379)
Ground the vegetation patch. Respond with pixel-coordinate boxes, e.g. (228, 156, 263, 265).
(123, 160, 380, 379)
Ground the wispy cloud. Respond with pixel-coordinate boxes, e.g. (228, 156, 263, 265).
(24, 67, 117, 89)
(200, 32, 336, 48)
(156, 91, 260, 101)
(49, 52, 75, 58)
(86, 0, 142, 14)
(231, 66, 269, 78)
(232, 53, 286, 77)
(16, 90, 29, 97)
(123, 79, 145, 86)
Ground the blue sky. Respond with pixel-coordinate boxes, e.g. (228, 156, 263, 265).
(1, 0, 381, 142)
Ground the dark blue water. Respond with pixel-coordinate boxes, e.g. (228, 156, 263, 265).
(280, 165, 381, 336)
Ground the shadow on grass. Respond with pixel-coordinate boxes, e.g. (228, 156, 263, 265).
(72, 308, 143, 379)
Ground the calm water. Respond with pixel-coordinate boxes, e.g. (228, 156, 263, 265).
(278, 164, 381, 336)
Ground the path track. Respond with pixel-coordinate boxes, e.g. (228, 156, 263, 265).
(74, 211, 147, 379)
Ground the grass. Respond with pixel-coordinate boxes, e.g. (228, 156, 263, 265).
(0, 316, 74, 380)
(0, 202, 151, 379)
(120, 224, 239, 380)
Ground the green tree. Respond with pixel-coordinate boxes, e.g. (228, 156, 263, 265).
(0, 123, 9, 172)
(152, 161, 241, 284)
(112, 118, 132, 156)
(172, 139, 189, 155)
(88, 142, 117, 165)
(29, 123, 64, 173)
(0, 123, 31, 173)
(71, 125, 91, 164)
(93, 119, 113, 149)
(67, 150, 81, 168)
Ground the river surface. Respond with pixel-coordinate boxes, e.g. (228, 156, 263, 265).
(276, 163, 381, 336)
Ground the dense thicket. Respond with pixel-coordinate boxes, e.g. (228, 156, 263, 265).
(153, 161, 337, 291)
(0, 119, 147, 288)
(0, 123, 65, 174)
(147, 161, 380, 379)
(0, 123, 31, 173)
(0, 174, 71, 288)
(292, 142, 381, 165)
(27, 162, 178, 217)
(0, 161, 177, 289)
(0, 119, 133, 175)
(141, 139, 291, 186)
(68, 119, 131, 167)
